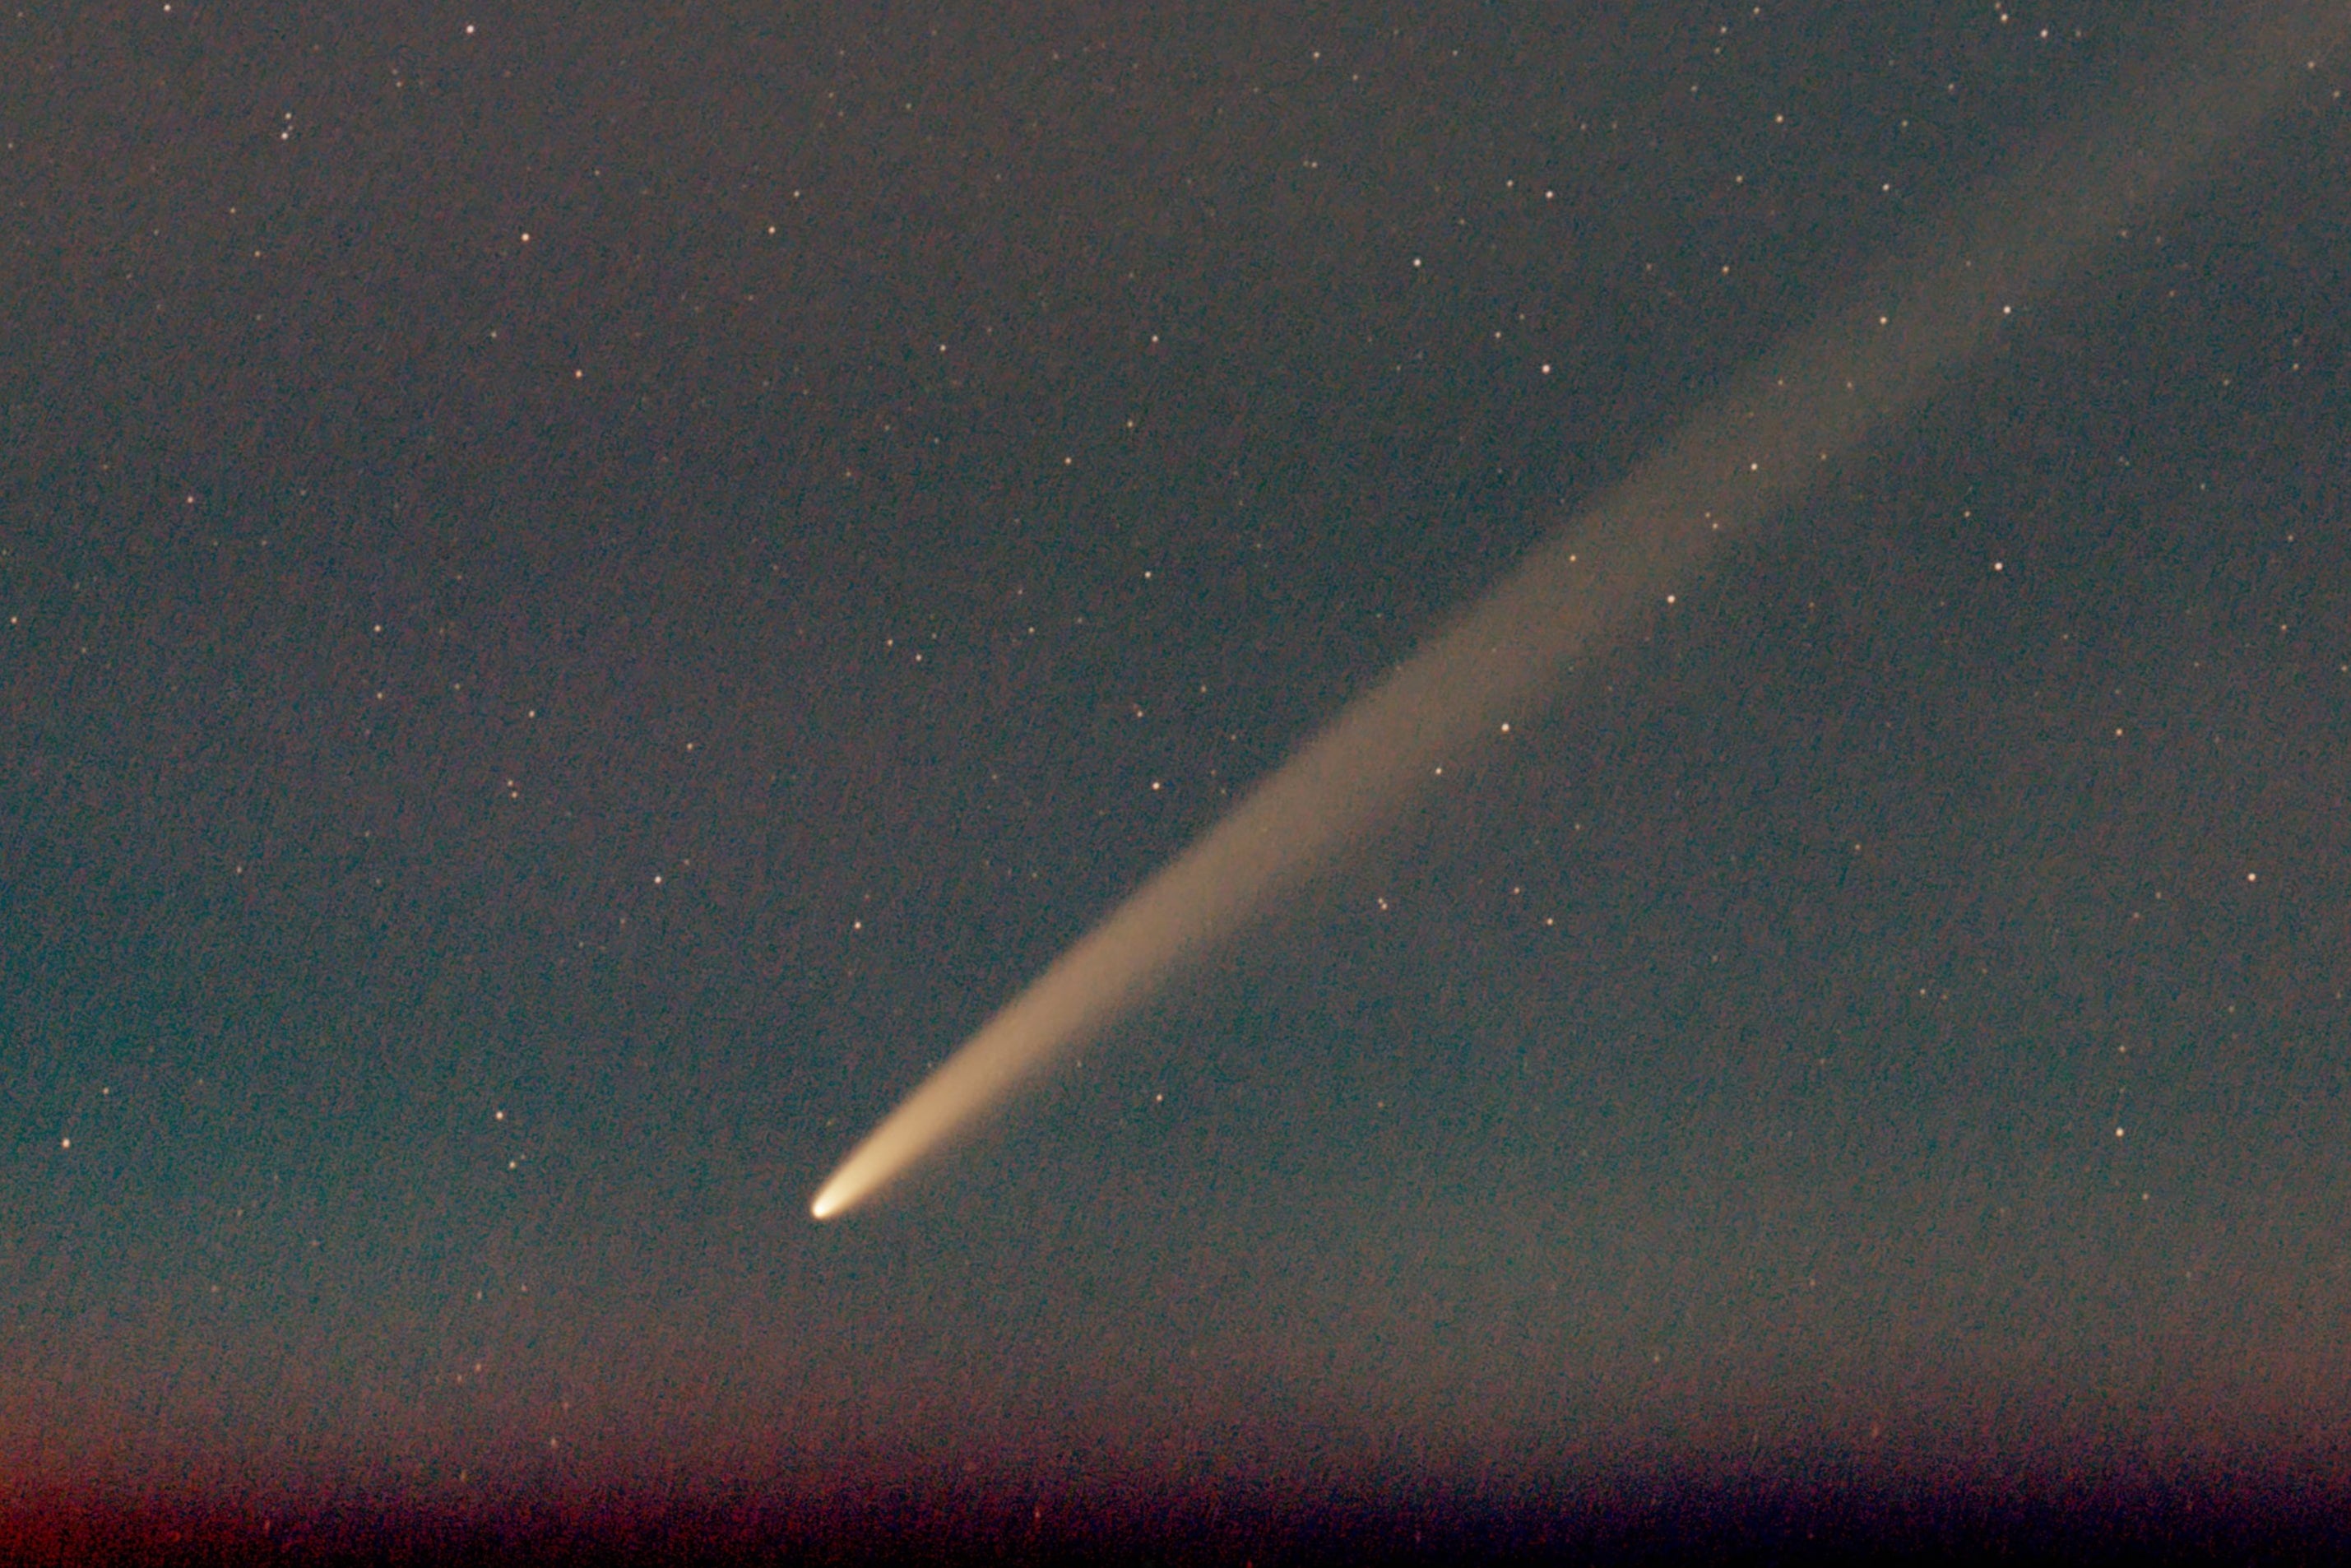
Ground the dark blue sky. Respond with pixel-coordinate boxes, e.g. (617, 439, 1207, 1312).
(4, 1, 2349, 1556)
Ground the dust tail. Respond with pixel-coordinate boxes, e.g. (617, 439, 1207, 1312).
(810, 2, 2345, 1222)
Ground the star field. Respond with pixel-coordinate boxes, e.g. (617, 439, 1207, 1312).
(3, 2, 2349, 1560)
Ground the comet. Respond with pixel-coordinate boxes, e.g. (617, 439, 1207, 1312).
(809, 2, 2342, 1222)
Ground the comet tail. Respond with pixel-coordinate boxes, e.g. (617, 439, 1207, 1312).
(809, 3, 2342, 1221)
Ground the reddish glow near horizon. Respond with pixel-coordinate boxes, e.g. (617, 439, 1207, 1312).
(811, 2, 2343, 1222)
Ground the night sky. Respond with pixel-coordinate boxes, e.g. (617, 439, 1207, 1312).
(5, 2, 2350, 1561)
